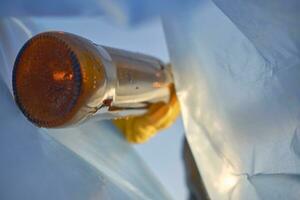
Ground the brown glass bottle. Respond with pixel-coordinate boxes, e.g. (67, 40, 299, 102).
(13, 31, 173, 128)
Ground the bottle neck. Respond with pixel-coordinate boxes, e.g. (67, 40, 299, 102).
(87, 45, 173, 121)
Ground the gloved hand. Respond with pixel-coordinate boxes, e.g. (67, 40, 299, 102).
(113, 84, 180, 143)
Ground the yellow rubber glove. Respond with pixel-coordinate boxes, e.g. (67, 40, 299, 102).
(113, 85, 180, 143)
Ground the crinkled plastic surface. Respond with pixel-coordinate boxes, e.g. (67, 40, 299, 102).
(163, 0, 300, 199)
(0, 18, 171, 200)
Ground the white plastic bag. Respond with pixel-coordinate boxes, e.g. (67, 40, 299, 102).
(163, 0, 300, 199)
